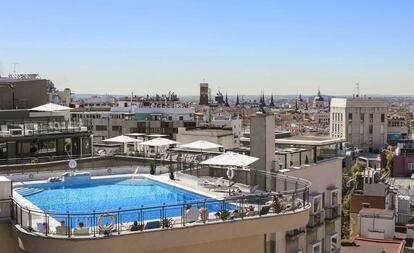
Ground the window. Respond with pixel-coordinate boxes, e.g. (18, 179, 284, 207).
(95, 125, 107, 131)
(381, 114, 385, 123)
(330, 233, 338, 252)
(360, 113, 365, 121)
(322, 192, 325, 209)
(408, 163, 414, 171)
(112, 125, 122, 131)
(179, 116, 184, 121)
(312, 194, 322, 213)
(369, 125, 373, 134)
(311, 241, 322, 253)
(330, 189, 339, 206)
(348, 113, 352, 120)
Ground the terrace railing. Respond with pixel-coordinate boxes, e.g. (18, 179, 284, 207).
(0, 120, 90, 139)
(6, 172, 310, 239)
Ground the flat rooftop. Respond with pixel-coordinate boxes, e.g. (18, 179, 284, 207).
(342, 238, 404, 253)
(181, 128, 233, 137)
(276, 136, 346, 146)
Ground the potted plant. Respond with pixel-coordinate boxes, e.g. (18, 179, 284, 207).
(161, 218, 173, 228)
(168, 164, 175, 180)
(30, 145, 37, 154)
(217, 209, 230, 220)
(150, 161, 157, 175)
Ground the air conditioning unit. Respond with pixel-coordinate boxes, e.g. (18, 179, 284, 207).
(10, 129, 23, 136)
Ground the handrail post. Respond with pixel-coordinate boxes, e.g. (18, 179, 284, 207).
(20, 206, 23, 228)
(93, 210, 96, 237)
(67, 212, 71, 238)
(28, 210, 32, 230)
(161, 203, 165, 228)
(44, 213, 48, 236)
(118, 208, 121, 235)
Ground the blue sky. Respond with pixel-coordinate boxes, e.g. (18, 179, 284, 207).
(0, 0, 413, 95)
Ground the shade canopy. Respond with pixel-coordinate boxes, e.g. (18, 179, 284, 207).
(200, 152, 259, 167)
(146, 134, 169, 138)
(102, 135, 141, 143)
(180, 140, 223, 150)
(126, 133, 146, 136)
(141, 137, 179, 147)
(29, 103, 72, 112)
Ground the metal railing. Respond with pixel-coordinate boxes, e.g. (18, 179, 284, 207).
(6, 173, 310, 239)
(0, 154, 94, 166)
(0, 120, 90, 139)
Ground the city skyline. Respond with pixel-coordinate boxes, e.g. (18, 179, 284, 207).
(1, 0, 413, 95)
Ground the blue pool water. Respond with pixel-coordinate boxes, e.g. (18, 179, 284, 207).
(15, 177, 233, 224)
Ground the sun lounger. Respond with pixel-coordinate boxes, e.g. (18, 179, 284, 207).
(199, 177, 225, 188)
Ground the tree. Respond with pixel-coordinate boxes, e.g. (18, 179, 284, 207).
(341, 160, 361, 238)
(382, 148, 393, 178)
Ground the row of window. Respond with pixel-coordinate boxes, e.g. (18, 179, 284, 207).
(311, 189, 339, 214)
(348, 113, 385, 123)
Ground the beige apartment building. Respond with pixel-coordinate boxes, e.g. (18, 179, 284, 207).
(0, 75, 48, 110)
(330, 97, 388, 152)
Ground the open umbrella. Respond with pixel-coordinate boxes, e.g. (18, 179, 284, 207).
(141, 137, 179, 146)
(29, 103, 71, 112)
(141, 137, 179, 157)
(200, 152, 259, 194)
(200, 151, 258, 167)
(103, 135, 141, 153)
(180, 140, 222, 150)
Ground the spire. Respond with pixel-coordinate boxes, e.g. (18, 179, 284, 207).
(260, 92, 266, 106)
(236, 94, 240, 106)
(317, 88, 321, 97)
(295, 99, 299, 111)
(269, 93, 275, 107)
(225, 93, 229, 107)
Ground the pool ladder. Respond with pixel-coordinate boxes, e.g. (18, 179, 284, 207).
(133, 167, 140, 178)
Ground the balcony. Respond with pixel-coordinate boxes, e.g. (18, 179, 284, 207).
(286, 228, 306, 241)
(325, 204, 341, 222)
(307, 210, 325, 230)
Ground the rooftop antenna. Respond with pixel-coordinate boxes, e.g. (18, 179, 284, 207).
(12, 62, 19, 74)
(130, 92, 133, 113)
(356, 82, 360, 98)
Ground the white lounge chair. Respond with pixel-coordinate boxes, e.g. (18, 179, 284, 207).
(199, 177, 225, 188)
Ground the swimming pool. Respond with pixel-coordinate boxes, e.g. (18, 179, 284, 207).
(14, 177, 233, 224)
